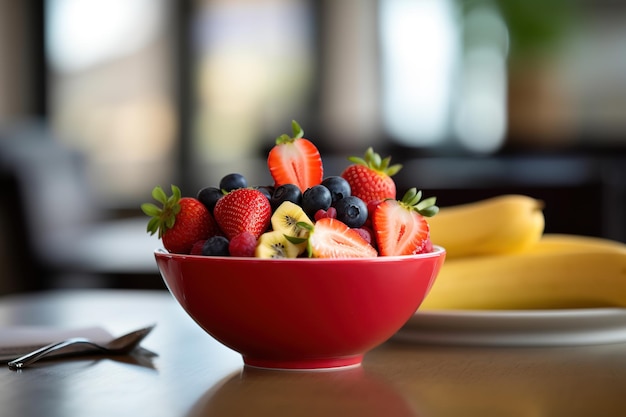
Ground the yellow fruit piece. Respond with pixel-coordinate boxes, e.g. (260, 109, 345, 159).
(427, 194, 545, 259)
(255, 230, 302, 259)
(272, 200, 312, 233)
(524, 233, 626, 254)
(420, 236, 626, 310)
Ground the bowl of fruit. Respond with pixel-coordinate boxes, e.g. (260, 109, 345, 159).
(144, 121, 445, 370)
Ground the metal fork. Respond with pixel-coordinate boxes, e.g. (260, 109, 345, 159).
(8, 324, 155, 370)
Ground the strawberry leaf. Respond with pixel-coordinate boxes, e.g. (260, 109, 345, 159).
(291, 120, 304, 139)
(419, 205, 439, 217)
(417, 196, 437, 211)
(276, 120, 305, 144)
(380, 156, 391, 171)
(371, 149, 382, 167)
(141, 203, 161, 217)
(146, 217, 160, 235)
(400, 188, 439, 217)
(142, 184, 183, 239)
(347, 147, 402, 176)
(152, 186, 168, 204)
(407, 189, 422, 206)
(347, 156, 367, 166)
(385, 163, 402, 176)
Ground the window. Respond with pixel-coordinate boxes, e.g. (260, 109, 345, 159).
(46, 0, 176, 206)
(190, 0, 315, 190)
(36, 0, 626, 209)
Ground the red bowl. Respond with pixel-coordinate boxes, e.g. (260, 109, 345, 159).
(155, 246, 445, 370)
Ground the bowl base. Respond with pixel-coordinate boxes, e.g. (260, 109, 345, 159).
(243, 354, 364, 371)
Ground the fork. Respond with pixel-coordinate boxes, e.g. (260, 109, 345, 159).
(7, 324, 155, 370)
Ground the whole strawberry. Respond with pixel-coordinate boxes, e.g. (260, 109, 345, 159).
(214, 188, 272, 240)
(373, 188, 439, 256)
(341, 147, 402, 205)
(142, 185, 220, 254)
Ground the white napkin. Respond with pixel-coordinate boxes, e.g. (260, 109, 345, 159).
(0, 326, 113, 362)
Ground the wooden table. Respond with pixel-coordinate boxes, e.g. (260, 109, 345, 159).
(1, 289, 625, 417)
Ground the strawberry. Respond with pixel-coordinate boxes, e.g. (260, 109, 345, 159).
(372, 188, 438, 256)
(142, 185, 220, 254)
(267, 120, 323, 192)
(341, 147, 402, 205)
(213, 188, 272, 240)
(304, 218, 377, 258)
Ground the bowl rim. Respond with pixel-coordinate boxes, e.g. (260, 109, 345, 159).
(154, 245, 445, 263)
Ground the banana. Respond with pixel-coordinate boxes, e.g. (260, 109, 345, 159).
(420, 237, 626, 310)
(427, 194, 545, 259)
(524, 233, 626, 254)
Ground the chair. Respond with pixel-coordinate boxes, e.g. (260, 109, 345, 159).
(0, 119, 161, 293)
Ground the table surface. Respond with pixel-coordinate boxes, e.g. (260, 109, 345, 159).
(1, 289, 626, 417)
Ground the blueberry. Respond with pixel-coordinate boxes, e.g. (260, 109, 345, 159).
(219, 173, 247, 192)
(302, 185, 332, 218)
(202, 236, 230, 256)
(334, 196, 368, 228)
(255, 185, 275, 201)
(197, 186, 224, 213)
(321, 176, 351, 204)
(270, 184, 302, 211)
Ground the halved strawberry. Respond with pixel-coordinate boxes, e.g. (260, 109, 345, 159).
(213, 188, 272, 240)
(372, 188, 438, 256)
(267, 120, 323, 192)
(142, 185, 220, 254)
(305, 218, 377, 258)
(341, 147, 402, 205)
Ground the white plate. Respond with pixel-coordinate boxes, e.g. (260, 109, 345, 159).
(393, 308, 626, 347)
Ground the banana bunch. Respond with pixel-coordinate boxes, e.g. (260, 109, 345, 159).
(422, 195, 626, 310)
(427, 194, 545, 258)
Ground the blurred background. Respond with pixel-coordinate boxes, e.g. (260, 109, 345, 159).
(1, 0, 625, 294)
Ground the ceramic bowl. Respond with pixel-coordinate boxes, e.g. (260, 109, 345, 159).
(155, 246, 445, 370)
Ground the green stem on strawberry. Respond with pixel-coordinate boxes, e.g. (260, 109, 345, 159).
(275, 120, 304, 144)
(400, 188, 439, 217)
(347, 147, 403, 177)
(142, 185, 183, 238)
